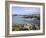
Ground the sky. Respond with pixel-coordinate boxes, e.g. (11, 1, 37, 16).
(12, 6, 40, 15)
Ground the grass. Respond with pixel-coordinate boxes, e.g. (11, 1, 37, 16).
(12, 24, 40, 31)
(12, 24, 24, 31)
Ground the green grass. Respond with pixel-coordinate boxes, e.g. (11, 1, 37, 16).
(12, 24, 40, 31)
(12, 24, 24, 31)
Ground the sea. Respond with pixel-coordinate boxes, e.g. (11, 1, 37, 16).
(12, 16, 40, 25)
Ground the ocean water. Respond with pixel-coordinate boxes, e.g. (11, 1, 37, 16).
(12, 16, 40, 25)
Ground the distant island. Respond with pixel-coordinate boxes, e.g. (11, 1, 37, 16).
(12, 14, 40, 16)
(12, 14, 40, 20)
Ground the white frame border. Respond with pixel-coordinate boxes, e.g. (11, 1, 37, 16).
(9, 4, 43, 34)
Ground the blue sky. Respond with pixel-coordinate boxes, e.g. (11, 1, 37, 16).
(12, 6, 40, 15)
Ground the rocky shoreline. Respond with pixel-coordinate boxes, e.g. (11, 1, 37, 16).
(12, 24, 40, 31)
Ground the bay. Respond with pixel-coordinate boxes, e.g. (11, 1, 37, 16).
(12, 16, 40, 25)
